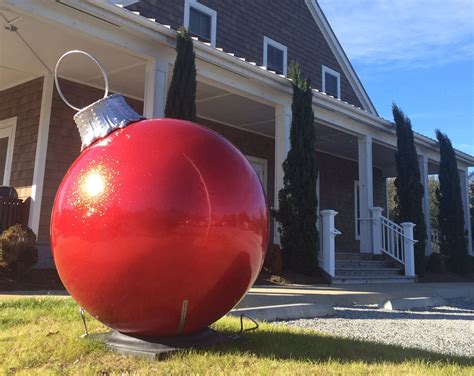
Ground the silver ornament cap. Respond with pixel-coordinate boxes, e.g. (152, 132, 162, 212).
(73, 94, 144, 150)
(54, 50, 145, 150)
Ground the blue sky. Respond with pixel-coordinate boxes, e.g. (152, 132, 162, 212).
(318, 0, 474, 158)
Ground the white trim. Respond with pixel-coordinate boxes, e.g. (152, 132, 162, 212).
(274, 103, 292, 244)
(304, 0, 377, 115)
(358, 135, 373, 253)
(245, 155, 268, 193)
(29, 74, 54, 235)
(322, 65, 340, 99)
(143, 57, 169, 118)
(263, 36, 288, 76)
(354, 180, 360, 240)
(184, 0, 217, 48)
(0, 117, 17, 186)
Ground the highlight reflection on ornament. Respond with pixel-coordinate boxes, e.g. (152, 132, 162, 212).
(83, 171, 105, 198)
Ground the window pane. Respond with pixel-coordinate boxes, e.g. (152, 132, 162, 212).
(325, 72, 338, 97)
(199, 12, 211, 41)
(189, 7, 211, 42)
(267, 44, 284, 74)
(189, 8, 201, 35)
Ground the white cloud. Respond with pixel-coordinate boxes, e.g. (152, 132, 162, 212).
(317, 0, 474, 69)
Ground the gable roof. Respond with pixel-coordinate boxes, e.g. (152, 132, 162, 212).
(305, 0, 378, 115)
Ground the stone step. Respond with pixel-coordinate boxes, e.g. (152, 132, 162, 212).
(335, 252, 386, 261)
(335, 267, 403, 277)
(335, 260, 396, 269)
(331, 275, 416, 284)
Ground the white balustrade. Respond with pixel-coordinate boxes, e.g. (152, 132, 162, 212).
(370, 207, 416, 277)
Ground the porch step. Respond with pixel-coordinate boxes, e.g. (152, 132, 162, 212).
(331, 252, 411, 284)
(335, 253, 386, 261)
(335, 267, 403, 277)
(335, 260, 396, 269)
(331, 275, 416, 284)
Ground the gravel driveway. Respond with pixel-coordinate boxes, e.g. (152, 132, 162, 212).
(281, 297, 474, 358)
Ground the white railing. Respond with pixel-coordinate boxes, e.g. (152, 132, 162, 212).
(319, 210, 341, 277)
(370, 207, 416, 277)
(380, 216, 406, 263)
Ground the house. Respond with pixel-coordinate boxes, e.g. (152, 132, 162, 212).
(0, 0, 472, 283)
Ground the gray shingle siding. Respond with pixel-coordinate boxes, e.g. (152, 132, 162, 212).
(129, 0, 363, 108)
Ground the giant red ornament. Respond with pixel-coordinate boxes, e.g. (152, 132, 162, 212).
(50, 93, 269, 337)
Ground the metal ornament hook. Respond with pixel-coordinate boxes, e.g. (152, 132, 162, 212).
(54, 50, 109, 112)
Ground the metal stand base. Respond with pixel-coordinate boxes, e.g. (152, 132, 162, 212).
(90, 328, 238, 359)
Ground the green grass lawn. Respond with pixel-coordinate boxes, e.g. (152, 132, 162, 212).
(1, 298, 472, 375)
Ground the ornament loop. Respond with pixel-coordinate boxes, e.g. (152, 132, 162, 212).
(54, 50, 109, 112)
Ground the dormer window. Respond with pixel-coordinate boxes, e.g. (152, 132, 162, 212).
(184, 0, 217, 47)
(322, 65, 341, 99)
(263, 36, 288, 76)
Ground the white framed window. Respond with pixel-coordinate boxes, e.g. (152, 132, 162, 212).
(246, 155, 268, 193)
(263, 36, 288, 76)
(184, 0, 217, 47)
(354, 180, 360, 240)
(0, 117, 17, 186)
(322, 65, 341, 99)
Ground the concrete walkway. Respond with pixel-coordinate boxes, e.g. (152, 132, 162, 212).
(1, 283, 473, 314)
(236, 283, 474, 309)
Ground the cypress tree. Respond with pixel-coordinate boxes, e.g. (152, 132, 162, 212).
(435, 130, 469, 274)
(392, 104, 427, 276)
(273, 62, 319, 275)
(165, 27, 197, 121)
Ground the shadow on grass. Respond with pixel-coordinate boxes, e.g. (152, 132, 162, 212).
(204, 326, 474, 366)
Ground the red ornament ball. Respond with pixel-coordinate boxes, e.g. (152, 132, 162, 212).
(51, 118, 269, 337)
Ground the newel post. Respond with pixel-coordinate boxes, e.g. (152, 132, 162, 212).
(401, 222, 416, 277)
(320, 210, 338, 277)
(370, 207, 383, 255)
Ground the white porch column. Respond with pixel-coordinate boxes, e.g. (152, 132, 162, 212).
(273, 103, 291, 244)
(459, 168, 473, 256)
(144, 57, 169, 118)
(401, 222, 416, 277)
(358, 135, 373, 253)
(28, 74, 54, 237)
(418, 155, 432, 255)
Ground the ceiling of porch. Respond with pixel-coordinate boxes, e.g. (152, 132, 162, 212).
(0, 8, 147, 98)
(315, 124, 440, 175)
(196, 82, 275, 137)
